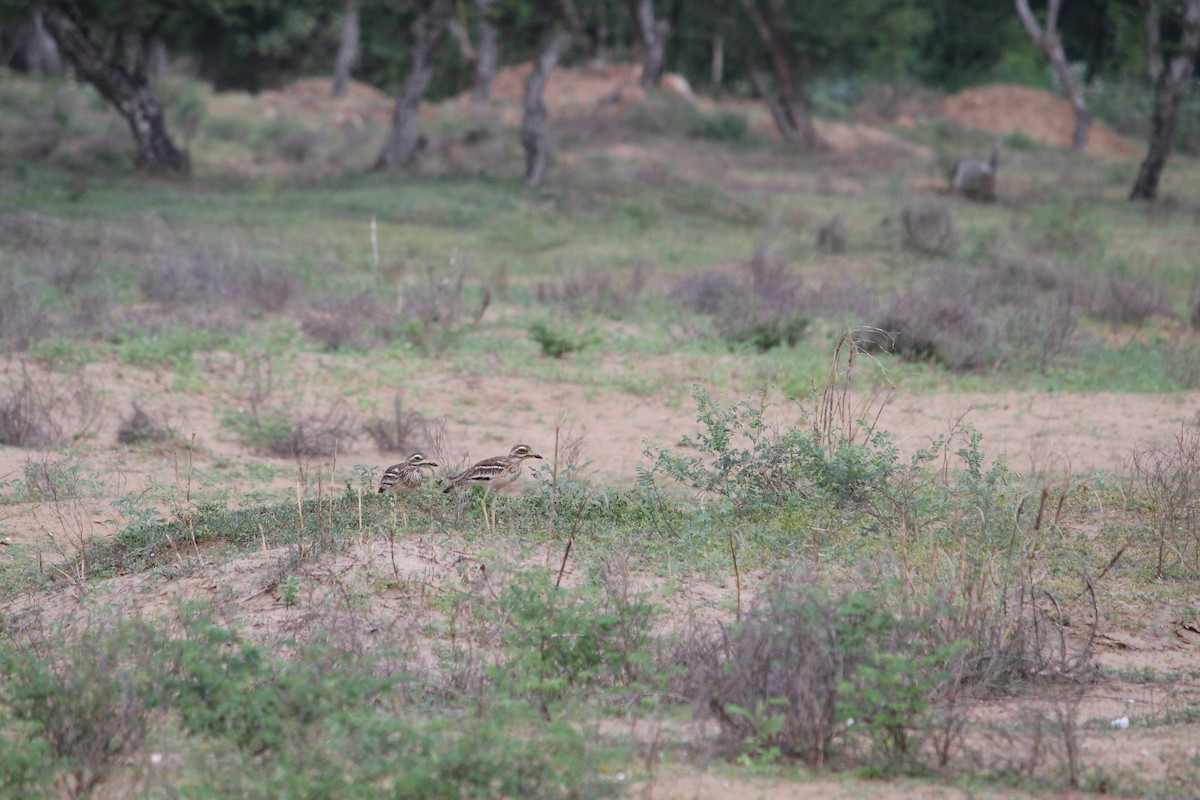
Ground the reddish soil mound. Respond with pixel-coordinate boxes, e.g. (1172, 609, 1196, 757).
(486, 61, 656, 116)
(940, 84, 1141, 159)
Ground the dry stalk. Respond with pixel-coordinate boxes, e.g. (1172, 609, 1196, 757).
(185, 431, 198, 558)
(295, 479, 306, 559)
(729, 529, 741, 622)
(554, 500, 587, 589)
(813, 328, 892, 452)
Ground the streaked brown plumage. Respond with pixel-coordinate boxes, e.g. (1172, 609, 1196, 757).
(378, 453, 440, 494)
(442, 444, 544, 530)
(442, 443, 544, 494)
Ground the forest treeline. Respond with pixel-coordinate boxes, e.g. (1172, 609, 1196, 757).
(1, 1, 1197, 197)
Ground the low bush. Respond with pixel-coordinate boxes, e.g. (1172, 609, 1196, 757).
(900, 202, 959, 256)
(1132, 426, 1200, 578)
(688, 110, 749, 142)
(300, 291, 402, 351)
(0, 603, 621, 800)
(1086, 274, 1172, 327)
(399, 258, 491, 356)
(363, 393, 433, 454)
(528, 319, 602, 358)
(0, 615, 168, 798)
(643, 386, 898, 509)
(116, 401, 175, 446)
(533, 264, 649, 319)
(488, 569, 660, 714)
(670, 247, 810, 352)
(225, 404, 357, 458)
(0, 368, 102, 448)
(676, 577, 962, 770)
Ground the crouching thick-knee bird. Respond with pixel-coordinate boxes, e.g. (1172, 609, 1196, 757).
(378, 453, 439, 524)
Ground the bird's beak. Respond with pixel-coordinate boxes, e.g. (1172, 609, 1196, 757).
(532, 453, 545, 459)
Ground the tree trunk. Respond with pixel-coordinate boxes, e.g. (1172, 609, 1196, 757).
(29, 11, 64, 76)
(374, 0, 454, 173)
(40, 6, 186, 173)
(737, 0, 821, 149)
(1014, 0, 1091, 152)
(635, 0, 669, 89)
(711, 34, 724, 88)
(1144, 0, 1163, 82)
(332, 0, 359, 98)
(472, 0, 498, 102)
(522, 27, 570, 187)
(1131, 0, 1200, 200)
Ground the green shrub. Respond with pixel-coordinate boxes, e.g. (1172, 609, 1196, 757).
(0, 617, 168, 798)
(0, 707, 53, 800)
(167, 608, 393, 755)
(642, 386, 899, 509)
(528, 319, 601, 358)
(489, 569, 660, 713)
(688, 110, 749, 142)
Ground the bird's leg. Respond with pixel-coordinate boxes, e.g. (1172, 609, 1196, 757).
(480, 489, 493, 533)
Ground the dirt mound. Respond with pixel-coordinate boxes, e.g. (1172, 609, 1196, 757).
(940, 84, 1141, 159)
(486, 61, 658, 116)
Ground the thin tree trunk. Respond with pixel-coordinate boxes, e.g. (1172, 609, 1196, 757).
(374, 0, 454, 173)
(711, 34, 724, 88)
(29, 11, 63, 76)
(522, 27, 570, 187)
(472, 0, 498, 102)
(40, 6, 186, 173)
(332, 0, 359, 98)
(1014, 0, 1091, 152)
(737, 0, 821, 149)
(1144, 0, 1163, 82)
(1131, 0, 1200, 200)
(635, 0, 669, 89)
(468, 0, 496, 102)
(447, 0, 497, 103)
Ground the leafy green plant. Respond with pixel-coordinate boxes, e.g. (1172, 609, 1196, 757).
(489, 569, 659, 715)
(166, 607, 393, 755)
(528, 319, 601, 358)
(688, 110, 750, 142)
(280, 575, 301, 607)
(838, 641, 968, 770)
(643, 386, 898, 509)
(0, 707, 53, 800)
(116, 326, 223, 370)
(0, 617, 168, 798)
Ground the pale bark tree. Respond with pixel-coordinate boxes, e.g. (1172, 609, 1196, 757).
(471, 0, 498, 103)
(521, 0, 579, 187)
(448, 0, 498, 102)
(1143, 0, 1163, 82)
(332, 0, 359, 98)
(522, 26, 570, 186)
(634, 0, 669, 89)
(40, 5, 186, 172)
(737, 0, 821, 149)
(711, 33, 724, 88)
(28, 11, 64, 76)
(1131, 0, 1200, 200)
(374, 0, 455, 172)
(1014, 0, 1091, 152)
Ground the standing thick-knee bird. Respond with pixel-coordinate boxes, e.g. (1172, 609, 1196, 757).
(378, 453, 440, 524)
(442, 443, 544, 530)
